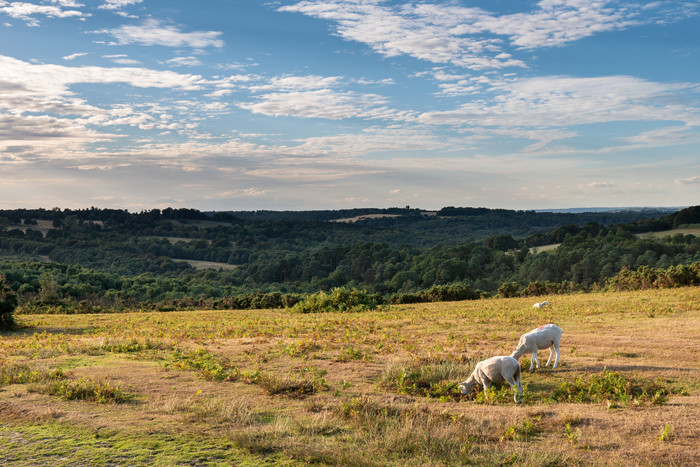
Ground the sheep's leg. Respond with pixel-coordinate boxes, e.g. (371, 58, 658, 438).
(530, 350, 538, 372)
(553, 344, 560, 369)
(546, 344, 554, 367)
(504, 375, 523, 404)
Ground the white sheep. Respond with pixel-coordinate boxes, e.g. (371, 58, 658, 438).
(532, 301, 549, 308)
(459, 356, 523, 403)
(511, 323, 562, 372)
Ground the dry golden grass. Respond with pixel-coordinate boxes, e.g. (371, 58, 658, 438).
(1, 287, 698, 465)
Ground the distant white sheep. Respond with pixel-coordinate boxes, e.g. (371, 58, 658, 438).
(459, 356, 523, 403)
(532, 301, 549, 308)
(511, 324, 562, 372)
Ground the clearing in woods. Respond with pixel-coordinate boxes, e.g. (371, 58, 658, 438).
(0, 287, 698, 465)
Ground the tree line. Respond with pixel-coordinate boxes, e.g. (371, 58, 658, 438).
(0, 205, 698, 314)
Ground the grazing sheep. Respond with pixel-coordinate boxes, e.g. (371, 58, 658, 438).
(532, 301, 549, 308)
(460, 356, 523, 403)
(511, 324, 562, 372)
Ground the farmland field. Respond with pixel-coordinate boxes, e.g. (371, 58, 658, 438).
(1, 287, 699, 465)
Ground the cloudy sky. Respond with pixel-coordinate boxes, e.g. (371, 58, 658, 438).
(1, 0, 699, 211)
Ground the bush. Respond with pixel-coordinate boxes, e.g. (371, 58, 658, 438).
(606, 262, 700, 291)
(290, 287, 377, 313)
(0, 274, 18, 331)
(498, 281, 520, 298)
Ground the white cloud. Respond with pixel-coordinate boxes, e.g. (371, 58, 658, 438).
(0, 55, 205, 100)
(0, 1, 85, 26)
(587, 181, 614, 188)
(238, 88, 395, 120)
(95, 18, 224, 48)
(63, 52, 88, 60)
(416, 75, 700, 148)
(166, 56, 202, 67)
(675, 176, 700, 185)
(251, 74, 343, 92)
(280, 1, 692, 70)
(99, 0, 143, 10)
(280, 1, 523, 70)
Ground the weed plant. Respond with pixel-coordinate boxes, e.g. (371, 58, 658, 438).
(550, 369, 671, 405)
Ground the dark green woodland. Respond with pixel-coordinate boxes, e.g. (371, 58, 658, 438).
(0, 205, 698, 314)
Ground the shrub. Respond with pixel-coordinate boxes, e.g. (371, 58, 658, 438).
(290, 287, 377, 313)
(0, 274, 18, 331)
(498, 282, 520, 298)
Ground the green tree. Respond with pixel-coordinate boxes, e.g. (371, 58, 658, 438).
(0, 274, 18, 331)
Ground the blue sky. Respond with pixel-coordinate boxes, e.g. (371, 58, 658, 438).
(1, 0, 698, 211)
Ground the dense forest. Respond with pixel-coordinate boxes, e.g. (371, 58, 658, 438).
(0, 205, 698, 312)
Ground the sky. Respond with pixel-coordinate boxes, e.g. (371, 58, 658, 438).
(0, 0, 699, 212)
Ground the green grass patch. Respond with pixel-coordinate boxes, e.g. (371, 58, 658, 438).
(0, 421, 275, 465)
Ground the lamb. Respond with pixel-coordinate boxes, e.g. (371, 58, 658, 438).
(459, 356, 523, 403)
(511, 323, 562, 372)
(532, 301, 549, 308)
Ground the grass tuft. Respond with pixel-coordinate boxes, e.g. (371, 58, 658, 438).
(32, 377, 132, 404)
(381, 358, 470, 399)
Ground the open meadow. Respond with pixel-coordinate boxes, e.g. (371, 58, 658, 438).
(1, 287, 699, 466)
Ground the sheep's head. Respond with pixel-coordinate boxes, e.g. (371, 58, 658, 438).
(459, 378, 476, 395)
(511, 345, 526, 360)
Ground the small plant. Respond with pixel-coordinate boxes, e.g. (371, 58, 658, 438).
(659, 424, 673, 442)
(564, 423, 580, 446)
(167, 348, 239, 382)
(501, 416, 540, 441)
(474, 385, 520, 404)
(335, 345, 365, 362)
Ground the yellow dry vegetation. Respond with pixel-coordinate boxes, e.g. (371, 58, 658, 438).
(0, 287, 698, 465)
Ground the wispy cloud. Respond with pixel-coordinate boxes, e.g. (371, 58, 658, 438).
(238, 74, 412, 121)
(95, 18, 224, 48)
(675, 175, 700, 185)
(416, 75, 700, 148)
(280, 0, 694, 69)
(166, 56, 202, 67)
(62, 52, 88, 60)
(99, 0, 143, 10)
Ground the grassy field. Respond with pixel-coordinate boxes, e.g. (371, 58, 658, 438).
(1, 288, 699, 465)
(171, 258, 239, 270)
